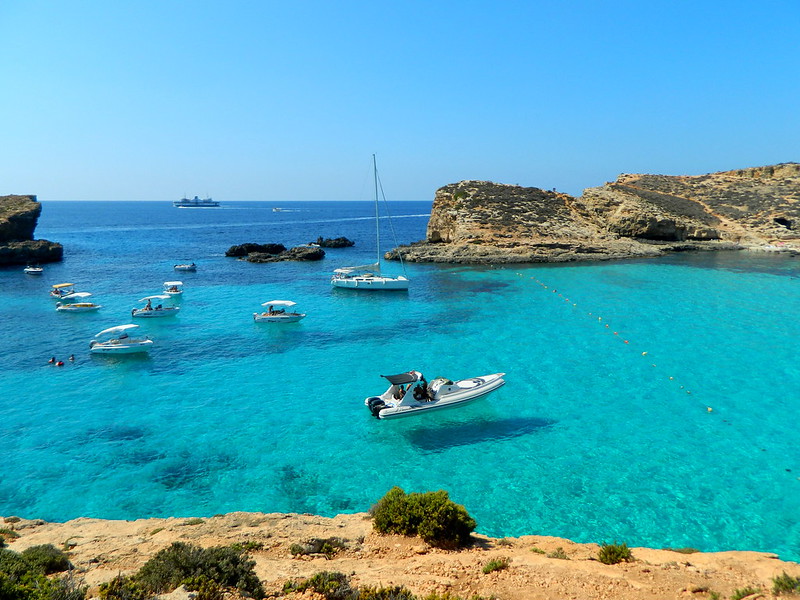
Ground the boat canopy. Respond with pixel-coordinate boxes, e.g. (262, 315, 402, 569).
(139, 294, 170, 302)
(261, 300, 296, 307)
(93, 324, 140, 339)
(69, 292, 92, 299)
(381, 371, 423, 385)
(52, 283, 75, 289)
(164, 281, 183, 286)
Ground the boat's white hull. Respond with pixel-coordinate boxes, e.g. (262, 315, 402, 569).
(253, 312, 306, 323)
(163, 291, 183, 296)
(57, 303, 102, 312)
(90, 339, 153, 354)
(132, 307, 180, 318)
(24, 268, 43, 275)
(174, 265, 196, 271)
(332, 275, 409, 290)
(366, 373, 505, 419)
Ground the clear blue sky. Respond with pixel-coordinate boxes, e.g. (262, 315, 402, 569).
(1, 1, 798, 201)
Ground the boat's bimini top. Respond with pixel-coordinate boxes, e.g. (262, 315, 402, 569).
(382, 371, 423, 385)
(261, 300, 296, 307)
(163, 281, 183, 287)
(52, 283, 75, 289)
(93, 324, 140, 339)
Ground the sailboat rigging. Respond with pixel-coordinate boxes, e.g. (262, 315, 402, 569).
(331, 155, 409, 291)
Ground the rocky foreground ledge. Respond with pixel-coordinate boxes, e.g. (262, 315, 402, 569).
(3, 513, 799, 600)
(0, 194, 62, 265)
(389, 163, 800, 264)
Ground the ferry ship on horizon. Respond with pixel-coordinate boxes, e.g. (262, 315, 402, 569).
(173, 196, 220, 208)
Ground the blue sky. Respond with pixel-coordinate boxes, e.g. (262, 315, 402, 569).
(1, 1, 798, 201)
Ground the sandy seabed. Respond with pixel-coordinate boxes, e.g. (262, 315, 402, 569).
(3, 512, 800, 600)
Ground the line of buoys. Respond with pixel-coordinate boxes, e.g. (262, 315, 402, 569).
(518, 272, 713, 412)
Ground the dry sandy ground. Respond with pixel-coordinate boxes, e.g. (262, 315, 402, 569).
(3, 512, 800, 599)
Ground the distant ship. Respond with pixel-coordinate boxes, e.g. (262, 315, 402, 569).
(173, 196, 220, 208)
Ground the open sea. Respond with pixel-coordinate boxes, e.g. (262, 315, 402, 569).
(1, 200, 799, 562)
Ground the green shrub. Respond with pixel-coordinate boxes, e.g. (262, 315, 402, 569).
(0, 538, 4, 549)
(289, 537, 346, 558)
(0, 548, 34, 578)
(135, 542, 263, 598)
(730, 586, 761, 600)
(183, 575, 223, 600)
(0, 570, 86, 600)
(182, 518, 204, 526)
(664, 547, 700, 554)
(229, 541, 264, 553)
(482, 556, 509, 574)
(21, 544, 71, 574)
(597, 542, 632, 565)
(547, 547, 569, 560)
(358, 585, 416, 600)
(286, 571, 353, 600)
(0, 528, 20, 541)
(371, 487, 477, 549)
(99, 575, 148, 600)
(773, 571, 800, 595)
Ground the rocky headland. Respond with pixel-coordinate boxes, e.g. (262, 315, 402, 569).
(389, 163, 800, 264)
(3, 513, 799, 600)
(0, 195, 62, 265)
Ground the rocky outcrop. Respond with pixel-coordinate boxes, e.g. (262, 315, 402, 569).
(0, 195, 63, 265)
(313, 236, 355, 248)
(246, 246, 325, 262)
(390, 163, 800, 264)
(225, 243, 287, 257)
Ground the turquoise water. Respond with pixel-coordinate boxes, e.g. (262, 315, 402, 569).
(1, 201, 799, 561)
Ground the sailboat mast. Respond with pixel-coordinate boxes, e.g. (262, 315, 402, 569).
(373, 153, 380, 270)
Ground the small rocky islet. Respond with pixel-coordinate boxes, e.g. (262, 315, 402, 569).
(0, 194, 62, 265)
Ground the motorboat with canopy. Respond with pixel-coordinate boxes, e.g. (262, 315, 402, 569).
(163, 281, 184, 296)
(89, 324, 153, 354)
(50, 283, 90, 301)
(132, 294, 180, 318)
(331, 155, 409, 291)
(253, 300, 306, 323)
(174, 263, 197, 271)
(365, 370, 506, 419)
(24, 265, 43, 275)
(56, 294, 102, 312)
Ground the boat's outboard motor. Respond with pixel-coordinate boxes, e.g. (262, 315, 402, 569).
(367, 397, 386, 417)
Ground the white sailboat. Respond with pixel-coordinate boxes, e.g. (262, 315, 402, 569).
(331, 155, 409, 291)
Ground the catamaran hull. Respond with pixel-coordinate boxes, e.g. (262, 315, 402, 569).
(366, 374, 505, 419)
(332, 276, 409, 290)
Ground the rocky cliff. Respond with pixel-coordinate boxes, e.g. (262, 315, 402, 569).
(390, 163, 800, 264)
(0, 195, 62, 265)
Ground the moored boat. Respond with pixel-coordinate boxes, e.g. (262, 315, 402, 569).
(131, 294, 180, 318)
(24, 265, 43, 275)
(56, 300, 102, 313)
(50, 284, 92, 302)
(173, 196, 219, 208)
(253, 300, 306, 323)
(89, 324, 153, 354)
(174, 262, 197, 271)
(163, 281, 183, 296)
(365, 370, 506, 419)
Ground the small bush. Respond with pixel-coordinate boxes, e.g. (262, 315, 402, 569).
(99, 575, 148, 600)
(773, 571, 800, 595)
(664, 547, 700, 554)
(286, 571, 353, 600)
(358, 585, 416, 600)
(0, 538, 4, 549)
(482, 556, 509, 574)
(547, 547, 569, 560)
(3, 518, 21, 524)
(289, 537, 346, 558)
(229, 541, 264, 553)
(0, 529, 20, 541)
(730, 586, 761, 600)
(530, 547, 545, 554)
(21, 544, 71, 574)
(597, 542, 632, 565)
(182, 518, 204, 526)
(371, 487, 476, 549)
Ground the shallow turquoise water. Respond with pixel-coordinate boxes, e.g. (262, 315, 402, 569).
(1, 201, 799, 561)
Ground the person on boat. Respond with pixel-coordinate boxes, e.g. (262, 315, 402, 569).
(267, 305, 273, 315)
(145, 299, 152, 310)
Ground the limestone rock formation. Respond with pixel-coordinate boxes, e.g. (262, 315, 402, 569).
(225, 242, 287, 257)
(246, 246, 325, 263)
(390, 163, 800, 264)
(313, 236, 355, 248)
(0, 195, 63, 265)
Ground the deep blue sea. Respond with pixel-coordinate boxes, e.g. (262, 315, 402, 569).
(1, 200, 799, 561)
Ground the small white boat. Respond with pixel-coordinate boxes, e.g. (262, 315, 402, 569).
(253, 300, 306, 323)
(89, 324, 153, 355)
(163, 281, 183, 296)
(50, 284, 92, 302)
(174, 263, 197, 271)
(24, 265, 43, 275)
(365, 370, 506, 419)
(131, 294, 180, 318)
(56, 300, 102, 313)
